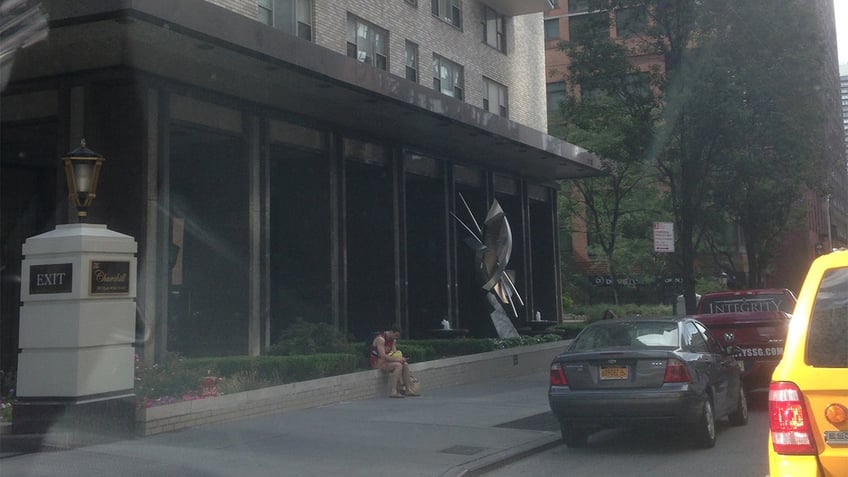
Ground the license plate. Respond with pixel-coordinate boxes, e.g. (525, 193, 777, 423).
(824, 431, 848, 444)
(600, 366, 628, 380)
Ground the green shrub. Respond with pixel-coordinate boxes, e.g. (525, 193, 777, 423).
(267, 318, 350, 356)
(216, 370, 277, 394)
(402, 339, 497, 361)
(549, 321, 588, 338)
(183, 354, 361, 384)
(0, 399, 12, 423)
(566, 303, 673, 322)
(135, 332, 568, 405)
(135, 353, 361, 403)
(492, 334, 564, 349)
(134, 353, 209, 400)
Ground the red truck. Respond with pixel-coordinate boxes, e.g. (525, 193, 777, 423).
(694, 288, 796, 391)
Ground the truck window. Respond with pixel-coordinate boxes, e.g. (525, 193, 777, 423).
(700, 294, 793, 314)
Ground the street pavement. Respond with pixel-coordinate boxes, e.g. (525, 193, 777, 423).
(0, 371, 561, 477)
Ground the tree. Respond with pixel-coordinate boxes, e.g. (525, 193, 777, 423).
(558, 0, 830, 311)
(699, 0, 828, 287)
(555, 11, 663, 304)
(643, 0, 735, 313)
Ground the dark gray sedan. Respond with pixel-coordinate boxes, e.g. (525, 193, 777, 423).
(548, 316, 748, 449)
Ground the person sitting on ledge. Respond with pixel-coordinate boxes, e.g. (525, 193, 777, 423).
(369, 325, 419, 398)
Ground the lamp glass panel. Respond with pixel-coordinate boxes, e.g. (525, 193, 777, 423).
(72, 161, 94, 192)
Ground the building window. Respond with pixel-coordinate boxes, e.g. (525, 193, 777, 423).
(405, 0, 418, 6)
(482, 77, 508, 117)
(483, 7, 506, 52)
(257, 0, 312, 41)
(567, 0, 589, 13)
(615, 6, 647, 37)
(623, 72, 652, 99)
(258, 0, 272, 23)
(569, 11, 609, 42)
(433, 55, 464, 100)
(546, 81, 567, 113)
(405, 41, 419, 82)
(346, 15, 388, 70)
(544, 19, 561, 41)
(432, 0, 462, 28)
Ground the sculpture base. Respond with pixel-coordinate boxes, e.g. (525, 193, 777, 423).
(487, 294, 520, 338)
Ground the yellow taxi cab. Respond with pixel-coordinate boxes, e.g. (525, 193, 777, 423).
(768, 250, 848, 477)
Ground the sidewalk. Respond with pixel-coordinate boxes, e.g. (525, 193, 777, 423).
(0, 370, 562, 477)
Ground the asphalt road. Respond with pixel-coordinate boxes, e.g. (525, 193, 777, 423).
(483, 392, 770, 477)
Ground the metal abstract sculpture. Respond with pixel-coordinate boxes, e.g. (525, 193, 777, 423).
(453, 194, 523, 338)
(0, 0, 48, 92)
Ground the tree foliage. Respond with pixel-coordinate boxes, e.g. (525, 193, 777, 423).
(698, 0, 828, 286)
(555, 0, 830, 309)
(555, 5, 664, 304)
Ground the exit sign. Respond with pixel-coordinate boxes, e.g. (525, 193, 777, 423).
(29, 263, 73, 294)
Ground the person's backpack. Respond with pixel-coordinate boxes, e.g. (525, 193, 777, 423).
(363, 331, 381, 360)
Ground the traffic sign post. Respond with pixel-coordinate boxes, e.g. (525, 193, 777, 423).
(653, 222, 675, 253)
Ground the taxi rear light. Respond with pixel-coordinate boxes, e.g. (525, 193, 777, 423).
(769, 381, 817, 455)
(663, 359, 691, 383)
(550, 362, 568, 386)
(825, 403, 848, 426)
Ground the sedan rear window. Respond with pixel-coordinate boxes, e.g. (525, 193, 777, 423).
(573, 322, 679, 350)
(807, 267, 848, 368)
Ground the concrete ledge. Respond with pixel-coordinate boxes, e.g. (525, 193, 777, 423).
(136, 341, 567, 436)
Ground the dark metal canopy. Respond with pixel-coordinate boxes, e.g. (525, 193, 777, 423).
(480, 0, 554, 16)
(7, 0, 603, 183)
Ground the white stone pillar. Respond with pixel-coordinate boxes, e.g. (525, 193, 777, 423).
(14, 223, 137, 436)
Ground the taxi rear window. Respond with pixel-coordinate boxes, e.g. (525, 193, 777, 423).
(807, 268, 848, 368)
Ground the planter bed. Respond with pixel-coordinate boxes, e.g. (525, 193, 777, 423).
(136, 341, 567, 436)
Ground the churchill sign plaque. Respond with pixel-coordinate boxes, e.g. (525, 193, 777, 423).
(90, 260, 130, 294)
(29, 263, 73, 294)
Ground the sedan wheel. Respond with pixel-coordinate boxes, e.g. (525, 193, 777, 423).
(728, 386, 748, 426)
(560, 423, 589, 448)
(692, 399, 716, 448)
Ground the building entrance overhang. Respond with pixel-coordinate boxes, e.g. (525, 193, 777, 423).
(481, 0, 554, 16)
(5, 0, 603, 183)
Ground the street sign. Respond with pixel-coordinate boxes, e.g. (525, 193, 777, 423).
(653, 222, 675, 253)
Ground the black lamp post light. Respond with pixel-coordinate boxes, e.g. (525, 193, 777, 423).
(62, 139, 104, 222)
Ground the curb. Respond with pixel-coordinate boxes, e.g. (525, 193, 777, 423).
(443, 434, 562, 477)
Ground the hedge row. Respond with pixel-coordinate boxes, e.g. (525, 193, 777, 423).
(135, 334, 574, 402)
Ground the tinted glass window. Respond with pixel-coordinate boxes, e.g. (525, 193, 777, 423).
(683, 322, 709, 353)
(807, 267, 848, 367)
(695, 322, 724, 354)
(569, 12, 609, 42)
(701, 294, 793, 313)
(544, 19, 560, 41)
(572, 322, 678, 350)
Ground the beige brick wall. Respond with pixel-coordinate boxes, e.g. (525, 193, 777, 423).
(206, 0, 256, 19)
(203, 0, 548, 132)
